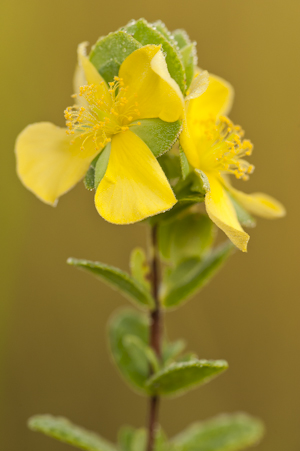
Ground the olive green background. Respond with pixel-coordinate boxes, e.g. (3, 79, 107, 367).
(1, 0, 298, 449)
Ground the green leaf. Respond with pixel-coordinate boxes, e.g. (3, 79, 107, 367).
(229, 195, 256, 228)
(171, 413, 264, 451)
(161, 241, 234, 308)
(130, 119, 182, 158)
(158, 213, 215, 265)
(95, 143, 111, 189)
(67, 258, 154, 310)
(163, 339, 186, 366)
(124, 19, 186, 94)
(180, 44, 196, 90)
(130, 247, 150, 290)
(172, 29, 191, 49)
(108, 309, 150, 393)
(131, 429, 147, 451)
(28, 415, 117, 451)
(118, 426, 136, 451)
(89, 31, 141, 83)
(152, 21, 174, 44)
(146, 359, 228, 397)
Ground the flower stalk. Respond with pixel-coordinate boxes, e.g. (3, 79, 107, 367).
(147, 224, 162, 451)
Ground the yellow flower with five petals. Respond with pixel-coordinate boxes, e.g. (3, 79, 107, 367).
(16, 44, 184, 224)
(180, 73, 285, 251)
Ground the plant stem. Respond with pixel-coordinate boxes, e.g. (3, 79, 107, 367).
(147, 224, 162, 451)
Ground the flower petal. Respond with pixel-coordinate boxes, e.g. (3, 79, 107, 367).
(180, 73, 234, 169)
(75, 42, 111, 106)
(15, 122, 99, 205)
(119, 45, 184, 122)
(94, 130, 177, 224)
(185, 70, 209, 101)
(187, 73, 234, 123)
(205, 175, 250, 252)
(228, 186, 286, 219)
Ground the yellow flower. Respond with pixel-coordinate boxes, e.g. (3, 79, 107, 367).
(16, 44, 184, 224)
(180, 73, 285, 251)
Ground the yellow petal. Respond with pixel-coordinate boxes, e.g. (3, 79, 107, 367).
(119, 45, 184, 122)
(15, 122, 99, 205)
(95, 130, 177, 224)
(185, 70, 209, 101)
(205, 174, 250, 252)
(187, 73, 234, 123)
(76, 42, 111, 106)
(228, 186, 286, 219)
(180, 74, 234, 169)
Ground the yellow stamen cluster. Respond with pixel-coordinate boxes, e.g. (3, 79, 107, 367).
(64, 76, 141, 152)
(197, 116, 254, 181)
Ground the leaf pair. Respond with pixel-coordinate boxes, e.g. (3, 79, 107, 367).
(108, 309, 228, 397)
(28, 413, 264, 451)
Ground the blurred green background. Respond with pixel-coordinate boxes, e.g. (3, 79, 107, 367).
(1, 0, 298, 449)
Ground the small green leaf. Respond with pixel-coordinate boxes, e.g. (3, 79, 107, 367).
(130, 247, 150, 290)
(158, 213, 215, 265)
(171, 413, 264, 451)
(118, 426, 136, 451)
(67, 258, 154, 309)
(146, 359, 228, 397)
(152, 21, 174, 44)
(28, 415, 116, 451)
(130, 119, 182, 158)
(172, 29, 191, 49)
(90, 31, 141, 83)
(125, 19, 186, 94)
(161, 241, 234, 308)
(108, 309, 150, 394)
(176, 352, 199, 363)
(229, 195, 256, 228)
(124, 335, 160, 373)
(131, 429, 147, 451)
(180, 43, 196, 90)
(95, 143, 111, 189)
(163, 339, 186, 366)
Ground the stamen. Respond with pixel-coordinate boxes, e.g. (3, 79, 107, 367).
(64, 78, 140, 152)
(197, 116, 255, 180)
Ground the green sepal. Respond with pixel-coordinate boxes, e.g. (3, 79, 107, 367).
(158, 213, 215, 265)
(130, 118, 182, 158)
(158, 153, 182, 180)
(108, 309, 150, 394)
(28, 415, 117, 451)
(124, 19, 186, 94)
(180, 43, 196, 90)
(152, 21, 174, 44)
(161, 241, 234, 308)
(67, 258, 155, 310)
(229, 194, 256, 228)
(172, 29, 191, 49)
(89, 31, 141, 84)
(84, 154, 100, 191)
(130, 247, 150, 290)
(146, 359, 228, 397)
(174, 170, 210, 202)
(179, 148, 190, 180)
(171, 413, 264, 451)
(95, 143, 111, 189)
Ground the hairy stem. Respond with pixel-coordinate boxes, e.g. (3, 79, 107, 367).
(147, 225, 162, 451)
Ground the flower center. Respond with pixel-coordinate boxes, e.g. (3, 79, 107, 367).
(196, 116, 254, 181)
(64, 76, 141, 152)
